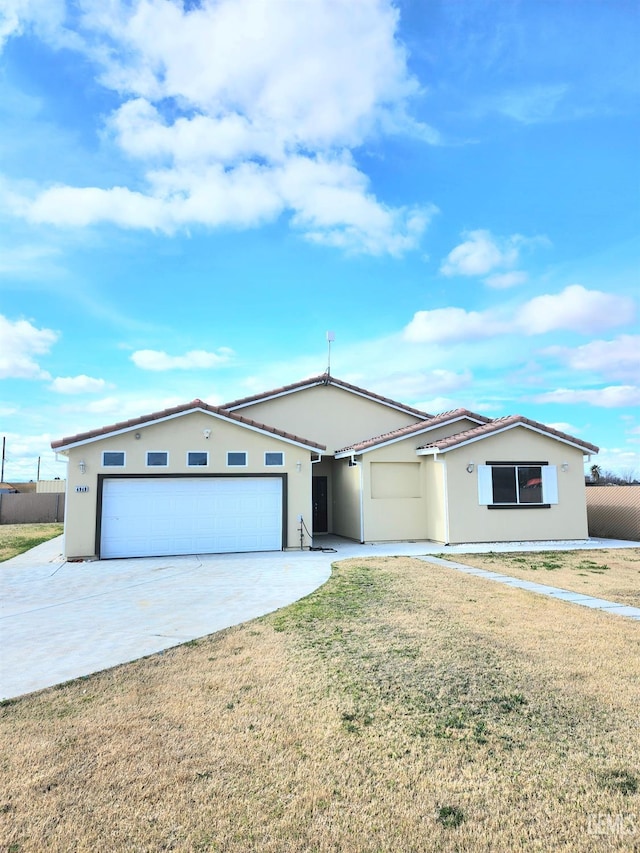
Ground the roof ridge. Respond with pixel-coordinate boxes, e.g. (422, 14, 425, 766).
(223, 373, 431, 418)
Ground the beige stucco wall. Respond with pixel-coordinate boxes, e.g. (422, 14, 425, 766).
(230, 384, 423, 452)
(443, 429, 589, 544)
(424, 458, 446, 543)
(332, 459, 361, 540)
(62, 411, 314, 559)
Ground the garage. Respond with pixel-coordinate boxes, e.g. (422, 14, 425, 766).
(99, 476, 284, 558)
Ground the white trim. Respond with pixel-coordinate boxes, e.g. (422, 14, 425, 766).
(335, 415, 486, 458)
(441, 457, 450, 545)
(54, 407, 325, 453)
(226, 451, 248, 468)
(417, 421, 596, 455)
(542, 465, 559, 504)
(358, 460, 365, 543)
(187, 450, 209, 467)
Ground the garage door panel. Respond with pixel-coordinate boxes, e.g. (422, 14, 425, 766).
(100, 477, 283, 558)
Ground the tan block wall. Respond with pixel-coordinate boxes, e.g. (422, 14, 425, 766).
(63, 411, 313, 559)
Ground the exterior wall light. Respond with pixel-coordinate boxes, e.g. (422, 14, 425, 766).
(466, 462, 475, 473)
(296, 461, 302, 472)
(561, 462, 569, 472)
(78, 460, 86, 474)
(203, 429, 211, 439)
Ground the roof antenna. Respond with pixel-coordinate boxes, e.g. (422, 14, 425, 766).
(326, 330, 335, 379)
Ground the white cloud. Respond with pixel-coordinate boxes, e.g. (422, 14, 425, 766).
(49, 375, 110, 394)
(402, 285, 634, 346)
(546, 422, 582, 435)
(403, 306, 507, 344)
(534, 386, 640, 408)
(484, 271, 528, 289)
(0, 313, 57, 379)
(490, 85, 569, 124)
(544, 335, 640, 381)
(131, 348, 234, 371)
(440, 229, 524, 277)
(374, 369, 472, 402)
(516, 284, 635, 335)
(7, 0, 437, 255)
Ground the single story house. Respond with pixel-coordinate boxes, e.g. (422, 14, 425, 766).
(52, 373, 599, 559)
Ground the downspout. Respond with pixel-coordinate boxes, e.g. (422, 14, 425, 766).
(358, 458, 365, 544)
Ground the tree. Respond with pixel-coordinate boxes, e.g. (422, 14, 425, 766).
(590, 464, 601, 483)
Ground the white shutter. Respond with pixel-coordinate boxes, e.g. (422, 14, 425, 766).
(541, 465, 558, 504)
(477, 465, 493, 505)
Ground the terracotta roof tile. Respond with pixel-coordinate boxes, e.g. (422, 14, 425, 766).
(418, 415, 599, 453)
(223, 373, 431, 419)
(51, 399, 326, 451)
(336, 409, 490, 454)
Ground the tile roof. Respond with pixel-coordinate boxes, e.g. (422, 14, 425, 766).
(51, 399, 326, 451)
(418, 415, 600, 453)
(335, 409, 491, 454)
(222, 373, 432, 419)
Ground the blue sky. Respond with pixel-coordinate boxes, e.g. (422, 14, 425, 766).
(0, 0, 638, 482)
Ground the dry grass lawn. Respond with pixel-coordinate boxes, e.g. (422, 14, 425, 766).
(2, 554, 639, 852)
(438, 548, 640, 607)
(0, 523, 63, 562)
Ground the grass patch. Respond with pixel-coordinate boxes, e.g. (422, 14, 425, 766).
(1, 556, 639, 851)
(0, 523, 63, 563)
(438, 548, 640, 606)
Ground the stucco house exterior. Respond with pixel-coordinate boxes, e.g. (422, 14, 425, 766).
(52, 373, 599, 560)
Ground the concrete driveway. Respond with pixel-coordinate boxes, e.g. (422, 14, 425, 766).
(2, 534, 638, 699)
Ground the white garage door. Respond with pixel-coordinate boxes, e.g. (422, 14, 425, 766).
(100, 477, 283, 558)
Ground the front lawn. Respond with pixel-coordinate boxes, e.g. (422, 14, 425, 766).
(1, 554, 639, 851)
(0, 523, 64, 562)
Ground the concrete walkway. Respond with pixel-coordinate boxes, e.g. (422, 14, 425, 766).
(1, 535, 638, 700)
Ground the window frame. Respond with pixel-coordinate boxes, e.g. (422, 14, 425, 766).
(478, 462, 558, 508)
(187, 451, 209, 468)
(226, 451, 248, 468)
(264, 451, 284, 467)
(102, 450, 126, 467)
(146, 451, 169, 468)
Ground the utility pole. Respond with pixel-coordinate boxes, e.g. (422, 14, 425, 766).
(1, 436, 5, 483)
(37, 456, 41, 482)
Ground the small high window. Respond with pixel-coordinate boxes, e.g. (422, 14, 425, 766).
(103, 451, 125, 467)
(227, 451, 247, 467)
(146, 451, 168, 467)
(265, 451, 284, 466)
(187, 451, 208, 467)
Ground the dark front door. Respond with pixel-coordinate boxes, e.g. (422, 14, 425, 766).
(312, 476, 328, 533)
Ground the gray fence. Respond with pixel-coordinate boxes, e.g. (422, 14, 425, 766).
(0, 493, 65, 524)
(586, 486, 640, 542)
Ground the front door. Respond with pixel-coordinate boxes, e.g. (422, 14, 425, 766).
(312, 476, 328, 533)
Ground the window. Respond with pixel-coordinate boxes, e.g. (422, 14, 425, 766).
(103, 451, 125, 467)
(227, 451, 247, 467)
(146, 451, 168, 467)
(265, 451, 284, 466)
(187, 451, 208, 467)
(478, 464, 558, 507)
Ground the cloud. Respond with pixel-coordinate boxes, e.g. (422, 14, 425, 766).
(490, 84, 570, 124)
(516, 285, 634, 335)
(484, 271, 528, 289)
(440, 229, 523, 277)
(49, 375, 111, 394)
(131, 348, 234, 371)
(534, 386, 640, 408)
(374, 368, 473, 401)
(544, 335, 640, 382)
(403, 306, 506, 344)
(6, 0, 437, 255)
(0, 313, 57, 379)
(402, 285, 634, 345)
